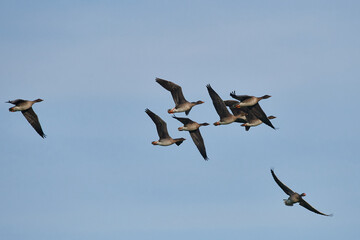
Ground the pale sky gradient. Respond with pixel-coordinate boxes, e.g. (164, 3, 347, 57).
(1, 1, 359, 239)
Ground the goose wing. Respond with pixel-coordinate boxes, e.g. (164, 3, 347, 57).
(156, 78, 187, 105)
(7, 99, 26, 105)
(224, 100, 249, 117)
(206, 84, 232, 118)
(248, 103, 275, 129)
(190, 129, 208, 160)
(145, 108, 170, 139)
(241, 109, 257, 129)
(21, 107, 46, 138)
(224, 100, 240, 108)
(271, 169, 294, 196)
(245, 108, 258, 122)
(299, 199, 332, 216)
(230, 91, 252, 101)
(172, 116, 194, 125)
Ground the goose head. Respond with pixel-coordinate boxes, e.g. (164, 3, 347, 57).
(260, 95, 271, 100)
(193, 100, 204, 105)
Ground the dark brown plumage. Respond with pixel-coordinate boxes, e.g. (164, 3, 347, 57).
(22, 108, 46, 138)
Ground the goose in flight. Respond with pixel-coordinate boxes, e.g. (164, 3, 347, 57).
(229, 92, 271, 107)
(271, 169, 332, 216)
(173, 116, 209, 160)
(207, 84, 238, 126)
(7, 99, 46, 138)
(156, 78, 204, 115)
(241, 112, 276, 131)
(145, 108, 185, 146)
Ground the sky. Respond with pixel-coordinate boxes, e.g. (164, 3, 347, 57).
(1, 1, 359, 239)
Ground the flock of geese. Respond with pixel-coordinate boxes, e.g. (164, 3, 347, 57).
(146, 78, 277, 160)
(6, 77, 332, 217)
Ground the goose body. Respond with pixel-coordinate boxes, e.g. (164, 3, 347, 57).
(241, 115, 276, 131)
(230, 91, 271, 107)
(145, 108, 185, 146)
(156, 78, 204, 115)
(177, 121, 203, 131)
(8, 99, 37, 111)
(271, 169, 332, 216)
(152, 138, 180, 146)
(7, 99, 46, 138)
(284, 192, 303, 206)
(243, 118, 263, 127)
(173, 116, 209, 160)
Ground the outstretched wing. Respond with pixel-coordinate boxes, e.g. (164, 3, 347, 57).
(248, 103, 275, 129)
(145, 108, 170, 139)
(224, 100, 249, 117)
(271, 169, 294, 196)
(190, 129, 208, 160)
(299, 199, 333, 216)
(230, 91, 252, 101)
(172, 116, 194, 125)
(7, 99, 26, 105)
(224, 100, 240, 108)
(206, 84, 232, 118)
(156, 78, 187, 105)
(21, 107, 46, 138)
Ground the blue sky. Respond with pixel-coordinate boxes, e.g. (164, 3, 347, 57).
(1, 1, 359, 239)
